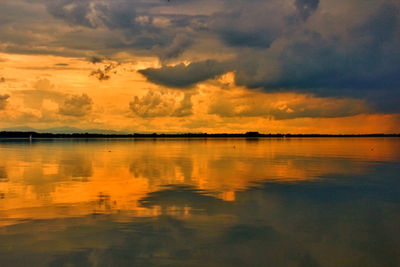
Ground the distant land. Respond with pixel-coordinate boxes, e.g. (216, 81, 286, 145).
(1, 126, 125, 135)
(0, 131, 399, 139)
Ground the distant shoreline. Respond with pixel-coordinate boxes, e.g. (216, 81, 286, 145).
(0, 131, 399, 138)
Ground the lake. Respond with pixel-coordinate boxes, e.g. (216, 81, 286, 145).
(0, 138, 399, 266)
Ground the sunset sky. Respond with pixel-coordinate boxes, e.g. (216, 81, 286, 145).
(0, 0, 399, 133)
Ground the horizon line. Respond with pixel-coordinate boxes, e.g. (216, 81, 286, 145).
(0, 131, 399, 138)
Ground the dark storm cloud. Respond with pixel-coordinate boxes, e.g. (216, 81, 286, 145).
(140, 0, 398, 114)
(59, 93, 93, 117)
(133, 0, 398, 115)
(210, 1, 290, 49)
(1, 0, 399, 115)
(155, 33, 193, 62)
(44, 0, 147, 30)
(295, 0, 319, 20)
(233, 3, 399, 95)
(0, 0, 180, 58)
(45, 0, 93, 27)
(139, 60, 231, 88)
(210, 0, 319, 49)
(43, 0, 177, 48)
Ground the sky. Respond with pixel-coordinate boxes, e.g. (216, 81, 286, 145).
(0, 0, 399, 133)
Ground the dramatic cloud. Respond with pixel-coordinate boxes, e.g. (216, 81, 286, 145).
(129, 90, 193, 117)
(208, 1, 400, 114)
(211, 0, 295, 49)
(45, 0, 94, 28)
(233, 3, 399, 90)
(0, 95, 9, 110)
(155, 33, 193, 62)
(136, 0, 400, 114)
(59, 93, 93, 117)
(139, 60, 231, 88)
(0, 0, 399, 128)
(295, 0, 320, 20)
(90, 63, 119, 81)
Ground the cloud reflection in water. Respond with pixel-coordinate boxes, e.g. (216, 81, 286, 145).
(0, 138, 399, 266)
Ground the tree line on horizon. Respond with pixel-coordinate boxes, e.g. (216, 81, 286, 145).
(0, 131, 398, 138)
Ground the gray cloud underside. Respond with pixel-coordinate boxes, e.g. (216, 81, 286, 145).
(1, 0, 399, 115)
(139, 60, 231, 88)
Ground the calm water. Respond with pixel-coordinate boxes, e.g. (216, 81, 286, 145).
(0, 138, 399, 266)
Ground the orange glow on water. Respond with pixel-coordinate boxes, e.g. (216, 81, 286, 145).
(0, 138, 399, 226)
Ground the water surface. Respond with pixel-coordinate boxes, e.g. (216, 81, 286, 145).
(0, 138, 399, 266)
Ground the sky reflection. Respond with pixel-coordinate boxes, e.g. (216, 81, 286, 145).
(0, 138, 399, 266)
